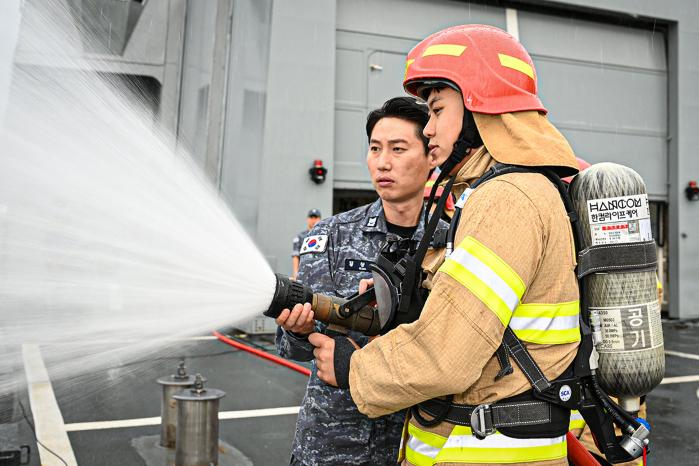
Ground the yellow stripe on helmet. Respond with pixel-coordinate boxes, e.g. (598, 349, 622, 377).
(422, 44, 467, 57)
(404, 58, 415, 80)
(498, 53, 535, 80)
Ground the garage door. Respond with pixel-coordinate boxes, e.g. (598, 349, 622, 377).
(519, 11, 667, 199)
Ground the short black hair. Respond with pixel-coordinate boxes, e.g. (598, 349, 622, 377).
(366, 97, 429, 154)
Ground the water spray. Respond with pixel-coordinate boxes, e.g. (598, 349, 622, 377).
(0, 0, 275, 398)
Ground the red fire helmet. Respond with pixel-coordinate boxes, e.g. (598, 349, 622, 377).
(404, 24, 545, 115)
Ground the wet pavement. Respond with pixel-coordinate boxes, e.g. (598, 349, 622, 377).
(2, 321, 698, 465)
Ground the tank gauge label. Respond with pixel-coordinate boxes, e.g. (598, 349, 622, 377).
(587, 194, 652, 246)
(590, 300, 663, 353)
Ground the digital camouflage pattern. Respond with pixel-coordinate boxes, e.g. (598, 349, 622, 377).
(277, 198, 447, 466)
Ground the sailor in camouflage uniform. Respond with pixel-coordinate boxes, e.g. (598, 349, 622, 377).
(292, 209, 322, 279)
(275, 97, 448, 466)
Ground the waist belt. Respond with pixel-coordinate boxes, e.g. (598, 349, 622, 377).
(417, 398, 552, 440)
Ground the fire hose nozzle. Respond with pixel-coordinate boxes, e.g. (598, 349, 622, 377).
(264, 273, 381, 336)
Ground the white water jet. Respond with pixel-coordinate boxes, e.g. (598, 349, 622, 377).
(0, 1, 276, 400)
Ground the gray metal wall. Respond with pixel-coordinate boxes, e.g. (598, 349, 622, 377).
(510, 0, 698, 320)
(13, 0, 185, 132)
(227, 0, 336, 272)
(518, 11, 667, 200)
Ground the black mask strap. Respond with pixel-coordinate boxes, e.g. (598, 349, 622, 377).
(424, 109, 482, 225)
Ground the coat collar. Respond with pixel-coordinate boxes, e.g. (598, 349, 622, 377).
(361, 198, 426, 242)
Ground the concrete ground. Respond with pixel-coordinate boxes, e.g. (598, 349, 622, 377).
(2, 321, 698, 465)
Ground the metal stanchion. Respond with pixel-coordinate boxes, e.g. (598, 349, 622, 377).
(174, 374, 225, 466)
(156, 361, 201, 448)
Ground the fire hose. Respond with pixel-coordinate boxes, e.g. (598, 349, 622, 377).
(212, 330, 311, 376)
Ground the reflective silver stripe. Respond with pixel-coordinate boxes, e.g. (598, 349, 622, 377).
(407, 435, 440, 459)
(509, 314, 579, 331)
(449, 248, 520, 312)
(570, 411, 584, 422)
(443, 433, 567, 449)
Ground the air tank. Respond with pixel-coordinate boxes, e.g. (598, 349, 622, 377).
(569, 162, 665, 412)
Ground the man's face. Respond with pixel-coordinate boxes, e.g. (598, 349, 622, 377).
(367, 117, 437, 204)
(307, 216, 320, 230)
(424, 87, 465, 166)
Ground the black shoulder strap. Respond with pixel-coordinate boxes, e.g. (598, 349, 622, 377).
(397, 175, 457, 316)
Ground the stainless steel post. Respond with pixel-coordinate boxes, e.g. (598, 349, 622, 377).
(174, 374, 225, 466)
(156, 361, 200, 448)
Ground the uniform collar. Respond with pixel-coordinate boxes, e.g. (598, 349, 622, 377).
(362, 198, 427, 243)
(361, 198, 388, 234)
(452, 146, 496, 197)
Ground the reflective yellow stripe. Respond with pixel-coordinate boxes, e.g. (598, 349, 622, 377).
(437, 442, 567, 463)
(463, 237, 526, 297)
(498, 53, 535, 80)
(511, 301, 581, 344)
(436, 425, 567, 463)
(514, 328, 580, 344)
(515, 301, 579, 318)
(569, 410, 586, 430)
(423, 44, 467, 57)
(439, 236, 525, 326)
(408, 422, 447, 448)
(405, 423, 446, 466)
(404, 58, 415, 80)
(405, 447, 435, 466)
(407, 423, 567, 464)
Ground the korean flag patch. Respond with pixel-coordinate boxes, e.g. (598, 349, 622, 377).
(300, 234, 328, 254)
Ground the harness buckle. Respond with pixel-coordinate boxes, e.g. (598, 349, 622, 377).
(470, 404, 496, 439)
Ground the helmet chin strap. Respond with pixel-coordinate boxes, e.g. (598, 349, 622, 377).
(424, 109, 483, 224)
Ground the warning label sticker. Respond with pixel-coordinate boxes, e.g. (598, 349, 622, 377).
(587, 194, 652, 246)
(591, 301, 663, 353)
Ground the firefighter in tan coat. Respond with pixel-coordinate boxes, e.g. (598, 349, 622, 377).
(309, 25, 582, 465)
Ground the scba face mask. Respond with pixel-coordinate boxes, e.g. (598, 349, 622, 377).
(370, 236, 435, 334)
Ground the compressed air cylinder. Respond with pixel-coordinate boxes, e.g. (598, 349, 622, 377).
(569, 163, 664, 412)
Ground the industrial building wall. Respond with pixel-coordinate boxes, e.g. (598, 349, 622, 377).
(25, 1, 692, 318)
(227, 0, 336, 273)
(508, 0, 699, 319)
(201, 0, 697, 318)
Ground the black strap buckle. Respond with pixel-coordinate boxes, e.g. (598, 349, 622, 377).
(470, 404, 496, 439)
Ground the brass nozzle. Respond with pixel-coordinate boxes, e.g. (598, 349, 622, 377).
(264, 273, 381, 336)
